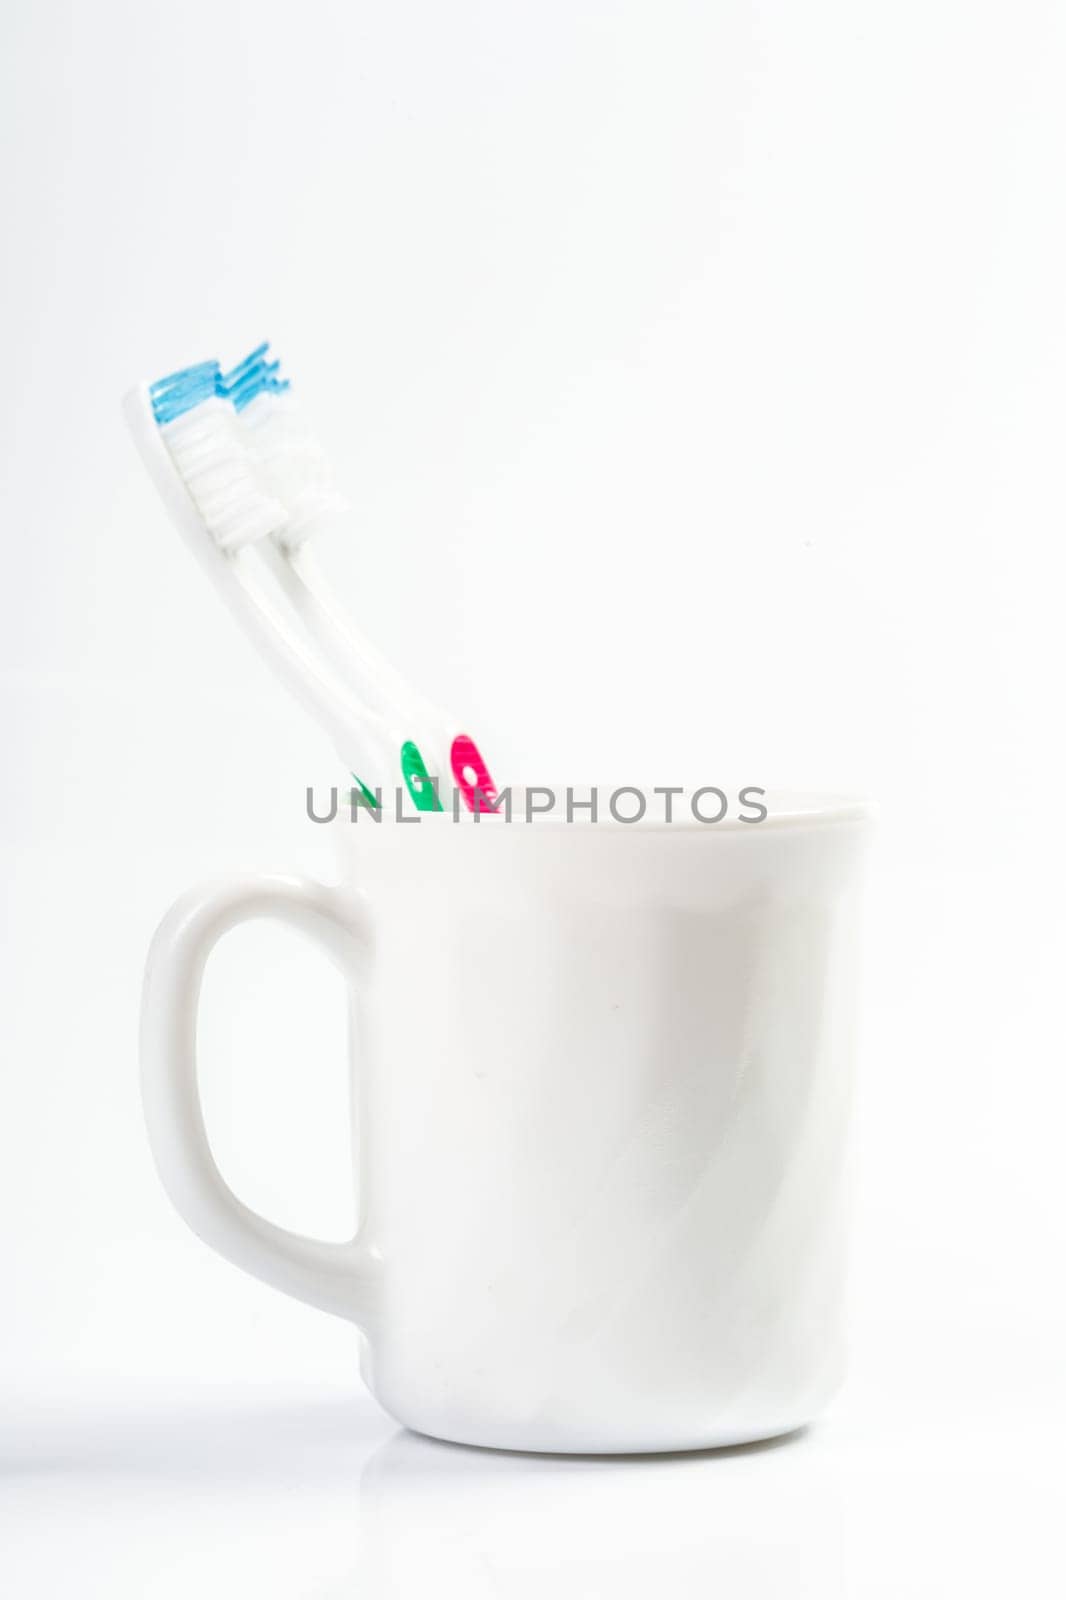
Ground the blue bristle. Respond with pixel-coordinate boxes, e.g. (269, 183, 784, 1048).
(149, 342, 291, 428)
(149, 357, 222, 426)
(220, 342, 271, 388)
(222, 358, 275, 395)
(228, 363, 282, 411)
(218, 343, 292, 412)
(149, 359, 218, 396)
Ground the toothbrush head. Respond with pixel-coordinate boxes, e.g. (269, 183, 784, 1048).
(221, 343, 349, 547)
(135, 343, 348, 553)
(141, 356, 289, 551)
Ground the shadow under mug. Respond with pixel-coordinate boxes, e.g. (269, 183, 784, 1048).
(140, 790, 873, 1453)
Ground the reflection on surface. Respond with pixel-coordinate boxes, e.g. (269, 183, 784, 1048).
(352, 1426, 846, 1599)
(1, 1390, 848, 1599)
(5, 1373, 1053, 1599)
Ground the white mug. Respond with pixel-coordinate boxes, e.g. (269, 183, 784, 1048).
(141, 791, 872, 1453)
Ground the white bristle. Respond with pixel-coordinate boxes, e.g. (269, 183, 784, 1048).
(161, 398, 287, 551)
(240, 390, 349, 547)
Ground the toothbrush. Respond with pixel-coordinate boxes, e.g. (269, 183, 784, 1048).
(216, 343, 498, 813)
(124, 365, 398, 797)
(124, 351, 498, 813)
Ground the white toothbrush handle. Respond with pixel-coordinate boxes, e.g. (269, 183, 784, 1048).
(229, 549, 399, 778)
(271, 543, 456, 784)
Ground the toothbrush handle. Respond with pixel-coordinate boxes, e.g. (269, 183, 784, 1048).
(140, 873, 381, 1325)
(228, 548, 397, 778)
(285, 543, 447, 727)
(279, 544, 454, 780)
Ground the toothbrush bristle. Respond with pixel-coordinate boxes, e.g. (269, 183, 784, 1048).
(222, 342, 270, 383)
(149, 359, 218, 396)
(219, 344, 290, 412)
(149, 341, 345, 546)
(155, 387, 288, 550)
(226, 344, 348, 542)
(150, 360, 221, 426)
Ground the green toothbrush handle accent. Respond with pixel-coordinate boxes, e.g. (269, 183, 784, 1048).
(350, 775, 380, 810)
(401, 741, 444, 812)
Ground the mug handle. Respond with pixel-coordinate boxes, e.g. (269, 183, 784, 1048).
(140, 874, 380, 1325)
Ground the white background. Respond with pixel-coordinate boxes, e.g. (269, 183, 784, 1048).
(2, 2, 1064, 1594)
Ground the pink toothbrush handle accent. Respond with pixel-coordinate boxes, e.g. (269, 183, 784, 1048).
(451, 734, 498, 814)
